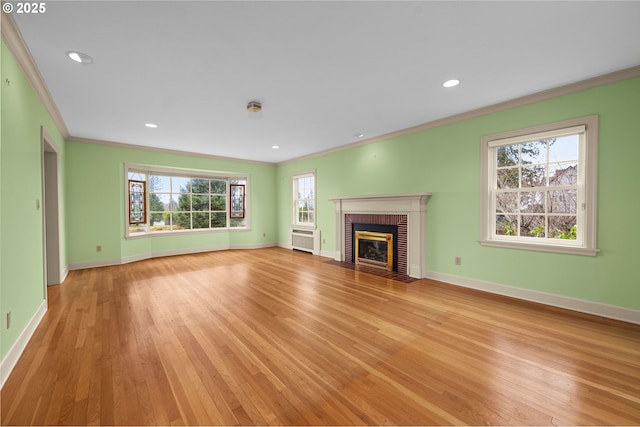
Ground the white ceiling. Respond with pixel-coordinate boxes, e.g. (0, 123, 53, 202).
(11, 1, 640, 163)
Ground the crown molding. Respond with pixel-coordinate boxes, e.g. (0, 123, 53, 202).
(1, 11, 70, 139)
(278, 65, 640, 166)
(67, 136, 274, 166)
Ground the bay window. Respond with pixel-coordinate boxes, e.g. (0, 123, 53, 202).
(126, 165, 248, 237)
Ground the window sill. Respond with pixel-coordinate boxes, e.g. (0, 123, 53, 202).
(479, 239, 599, 256)
(126, 227, 250, 240)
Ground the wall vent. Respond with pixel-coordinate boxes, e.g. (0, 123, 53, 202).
(290, 228, 320, 255)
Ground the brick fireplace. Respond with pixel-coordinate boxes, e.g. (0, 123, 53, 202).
(330, 193, 431, 278)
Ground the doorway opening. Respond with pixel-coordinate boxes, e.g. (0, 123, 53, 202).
(41, 128, 61, 293)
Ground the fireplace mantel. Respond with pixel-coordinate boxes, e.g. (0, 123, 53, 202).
(330, 193, 431, 278)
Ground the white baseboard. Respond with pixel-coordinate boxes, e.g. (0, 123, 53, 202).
(68, 243, 277, 271)
(120, 253, 152, 265)
(60, 265, 69, 283)
(149, 244, 231, 260)
(425, 271, 640, 325)
(320, 249, 339, 259)
(1, 299, 47, 388)
(68, 257, 128, 270)
(225, 242, 277, 251)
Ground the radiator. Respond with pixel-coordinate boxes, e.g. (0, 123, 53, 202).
(290, 228, 320, 255)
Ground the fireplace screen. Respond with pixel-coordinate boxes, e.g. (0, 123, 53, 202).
(355, 230, 394, 271)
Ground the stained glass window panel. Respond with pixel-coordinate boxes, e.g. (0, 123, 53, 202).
(128, 180, 146, 224)
(230, 184, 245, 218)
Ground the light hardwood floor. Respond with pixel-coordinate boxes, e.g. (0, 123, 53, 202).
(2, 247, 639, 425)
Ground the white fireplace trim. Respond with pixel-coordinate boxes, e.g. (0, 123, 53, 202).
(330, 193, 431, 278)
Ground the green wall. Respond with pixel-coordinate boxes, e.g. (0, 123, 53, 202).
(277, 77, 640, 311)
(65, 141, 278, 266)
(1, 41, 66, 359)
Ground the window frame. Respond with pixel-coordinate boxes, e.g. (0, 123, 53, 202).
(292, 169, 316, 228)
(480, 115, 599, 256)
(125, 164, 250, 238)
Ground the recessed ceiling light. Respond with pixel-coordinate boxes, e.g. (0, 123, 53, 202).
(272, 145, 280, 149)
(356, 133, 365, 138)
(66, 51, 93, 64)
(443, 79, 460, 88)
(145, 123, 158, 128)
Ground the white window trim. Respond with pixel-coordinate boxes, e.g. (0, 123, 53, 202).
(480, 115, 599, 256)
(292, 169, 316, 228)
(125, 163, 250, 238)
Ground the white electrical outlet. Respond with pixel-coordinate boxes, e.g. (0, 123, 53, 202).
(96, 245, 102, 252)
(455, 256, 462, 266)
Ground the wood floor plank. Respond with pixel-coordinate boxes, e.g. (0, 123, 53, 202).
(2, 247, 639, 425)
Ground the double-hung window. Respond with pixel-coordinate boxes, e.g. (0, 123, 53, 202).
(480, 116, 598, 255)
(126, 165, 248, 237)
(292, 170, 316, 227)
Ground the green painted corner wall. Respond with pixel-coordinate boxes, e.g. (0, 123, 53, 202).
(64, 141, 278, 265)
(1, 41, 66, 359)
(277, 77, 640, 311)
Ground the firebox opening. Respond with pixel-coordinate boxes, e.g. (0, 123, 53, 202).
(355, 231, 393, 271)
(352, 223, 399, 272)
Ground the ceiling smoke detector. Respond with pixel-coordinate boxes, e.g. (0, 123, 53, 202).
(246, 100, 262, 113)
